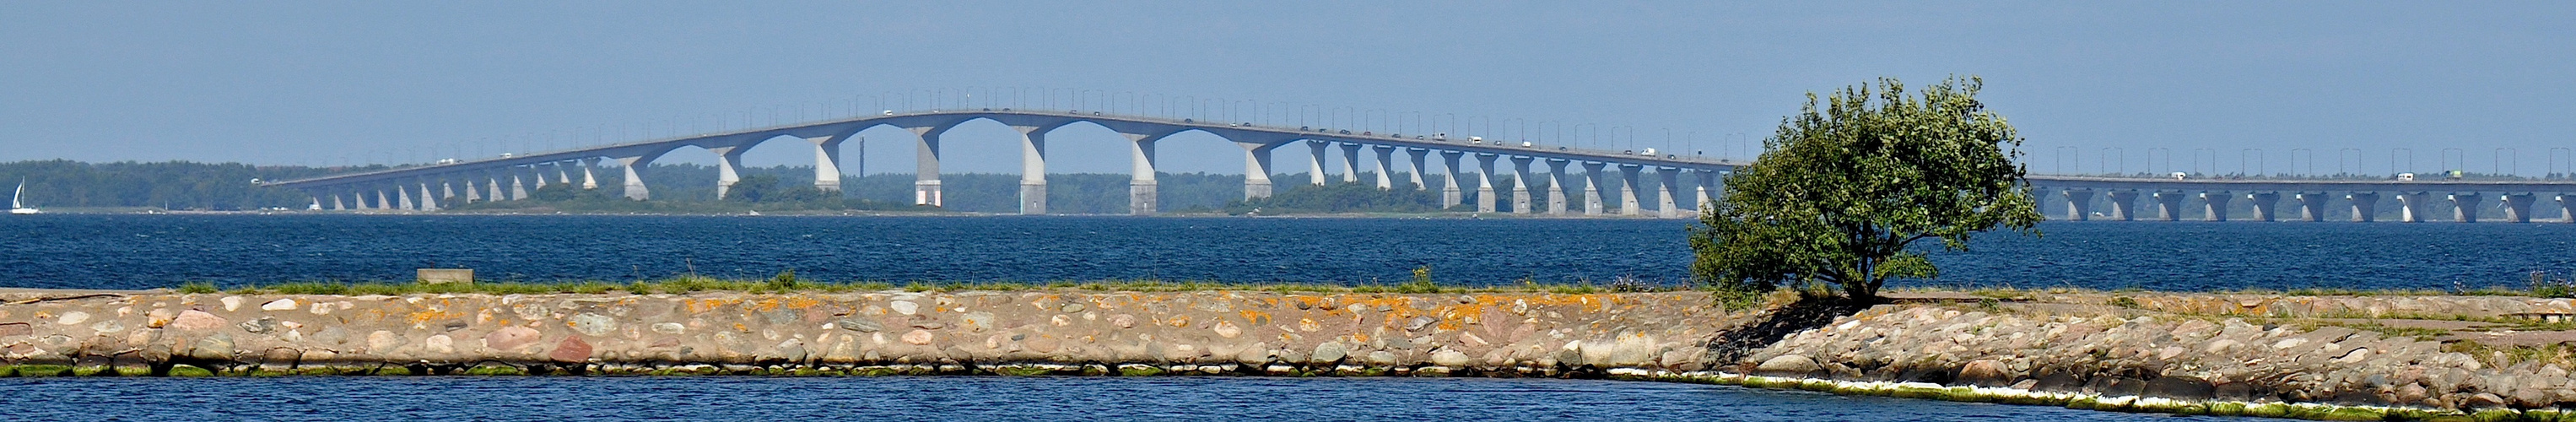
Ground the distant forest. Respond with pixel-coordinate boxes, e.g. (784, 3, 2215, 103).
(0, 160, 1657, 214)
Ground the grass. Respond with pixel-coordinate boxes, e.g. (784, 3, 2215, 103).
(2444, 339, 2576, 368)
(178, 274, 1674, 296)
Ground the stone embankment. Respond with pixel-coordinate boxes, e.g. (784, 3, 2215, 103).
(8, 288, 2576, 420)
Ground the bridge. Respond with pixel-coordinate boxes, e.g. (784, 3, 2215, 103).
(264, 108, 2576, 222)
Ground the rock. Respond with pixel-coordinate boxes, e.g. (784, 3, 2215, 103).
(550, 336, 592, 363)
(1366, 350, 1399, 365)
(0, 322, 29, 337)
(568, 313, 615, 336)
(902, 329, 934, 345)
(220, 296, 243, 311)
(1060, 303, 1084, 313)
(236, 316, 277, 334)
(890, 300, 919, 316)
(2465, 392, 2508, 409)
(1312, 342, 1348, 364)
(2144, 376, 2216, 400)
(188, 335, 234, 360)
(1756, 354, 1821, 376)
(961, 312, 996, 332)
(1212, 321, 1242, 338)
(1432, 350, 1474, 366)
(1407, 316, 1435, 332)
(365, 331, 402, 353)
(425, 334, 456, 354)
(1957, 360, 2012, 387)
(55, 311, 89, 325)
(835, 319, 879, 333)
(1109, 314, 1136, 328)
(168, 310, 227, 331)
(652, 322, 687, 334)
(260, 299, 298, 311)
(486, 327, 543, 351)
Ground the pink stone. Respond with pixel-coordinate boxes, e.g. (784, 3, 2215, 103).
(486, 327, 542, 351)
(550, 336, 592, 363)
(168, 310, 228, 331)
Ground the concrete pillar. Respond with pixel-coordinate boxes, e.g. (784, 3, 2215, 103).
(330, 192, 346, 210)
(2245, 192, 2280, 222)
(1371, 145, 1396, 190)
(615, 152, 663, 200)
(2346, 192, 2380, 222)
(1306, 140, 1329, 186)
(2560, 194, 2576, 223)
(2201, 192, 2232, 222)
(1694, 170, 1720, 213)
(374, 189, 391, 210)
(417, 181, 439, 211)
(440, 180, 456, 203)
(2061, 189, 2095, 221)
(1546, 160, 1572, 214)
(911, 125, 950, 207)
(2152, 192, 2186, 221)
(2293, 192, 2329, 222)
(1473, 154, 1499, 213)
(1338, 143, 1361, 184)
(554, 162, 572, 186)
(396, 184, 415, 210)
(2396, 192, 2432, 223)
(1617, 164, 1643, 216)
(2449, 193, 2482, 223)
(510, 169, 529, 200)
(2105, 191, 2139, 220)
(2501, 193, 2536, 223)
(308, 196, 321, 211)
(531, 164, 549, 190)
(809, 136, 845, 192)
(1438, 151, 1465, 208)
(1656, 167, 1684, 219)
(710, 145, 748, 199)
(1240, 142, 1277, 200)
(1581, 162, 1607, 215)
(1125, 131, 1165, 215)
(580, 158, 599, 190)
(486, 171, 505, 202)
(462, 177, 481, 203)
(1013, 124, 1056, 215)
(1404, 148, 1428, 191)
(1510, 156, 1536, 214)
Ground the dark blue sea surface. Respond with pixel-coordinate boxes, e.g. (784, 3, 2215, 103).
(0, 214, 2571, 291)
(0, 376, 2217, 421)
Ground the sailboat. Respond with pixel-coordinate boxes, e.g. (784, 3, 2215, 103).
(10, 178, 39, 214)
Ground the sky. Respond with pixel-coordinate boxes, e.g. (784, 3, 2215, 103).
(2, 1, 2571, 176)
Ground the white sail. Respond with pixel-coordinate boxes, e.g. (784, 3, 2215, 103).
(11, 179, 20, 208)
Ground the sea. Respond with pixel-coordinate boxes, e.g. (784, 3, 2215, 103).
(3, 214, 2568, 420)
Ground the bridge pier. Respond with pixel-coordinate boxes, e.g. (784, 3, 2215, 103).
(462, 176, 481, 203)
(510, 170, 530, 200)
(2449, 193, 2481, 223)
(2294, 192, 2328, 221)
(2201, 192, 2233, 222)
(1338, 143, 1361, 184)
(809, 136, 844, 192)
(1241, 142, 1278, 200)
(912, 125, 949, 207)
(1015, 124, 1051, 215)
(531, 165, 548, 190)
(2060, 189, 2095, 220)
(1126, 131, 1164, 215)
(553, 162, 572, 186)
(617, 151, 663, 200)
(580, 159, 599, 190)
(2502, 193, 2535, 223)
(2346, 192, 2380, 222)
(1473, 154, 1499, 213)
(710, 144, 747, 199)
(484, 171, 505, 202)
(396, 185, 415, 210)
(1580, 162, 1607, 215)
(1656, 167, 1684, 219)
(1372, 145, 1396, 190)
(1695, 170, 1719, 214)
(2104, 191, 2138, 220)
(1438, 152, 1465, 208)
(440, 180, 456, 204)
(2396, 192, 2432, 223)
(2561, 195, 2576, 223)
(368, 189, 386, 210)
(1510, 156, 1536, 214)
(1617, 165, 1643, 216)
(1404, 148, 1428, 191)
(2245, 192, 2279, 222)
(2152, 192, 2186, 221)
(1306, 140, 1329, 186)
(1546, 160, 1571, 215)
(417, 180, 439, 211)
(330, 192, 346, 210)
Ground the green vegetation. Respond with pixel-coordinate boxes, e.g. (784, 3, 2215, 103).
(1693, 76, 2042, 300)
(1222, 182, 1465, 214)
(0, 160, 366, 210)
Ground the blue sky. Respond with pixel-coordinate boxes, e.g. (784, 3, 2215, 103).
(2, 2, 2570, 176)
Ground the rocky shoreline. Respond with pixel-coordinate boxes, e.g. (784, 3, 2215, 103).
(5, 289, 2575, 420)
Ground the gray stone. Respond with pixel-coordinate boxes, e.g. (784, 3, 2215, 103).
(1060, 303, 1084, 313)
(237, 316, 277, 334)
(1755, 354, 1820, 376)
(1406, 316, 1435, 332)
(568, 313, 616, 336)
(1312, 342, 1348, 364)
(836, 319, 881, 333)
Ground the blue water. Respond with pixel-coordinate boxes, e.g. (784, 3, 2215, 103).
(0, 214, 2570, 291)
(0, 376, 2216, 421)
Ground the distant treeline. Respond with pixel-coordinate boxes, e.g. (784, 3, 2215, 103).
(0, 160, 1671, 214)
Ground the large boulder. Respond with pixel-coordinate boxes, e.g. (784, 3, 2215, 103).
(1755, 354, 1822, 376)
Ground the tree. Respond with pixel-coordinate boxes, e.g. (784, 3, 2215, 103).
(1691, 76, 2042, 300)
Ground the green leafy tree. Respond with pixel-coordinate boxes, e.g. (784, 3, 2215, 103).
(1691, 76, 2042, 300)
